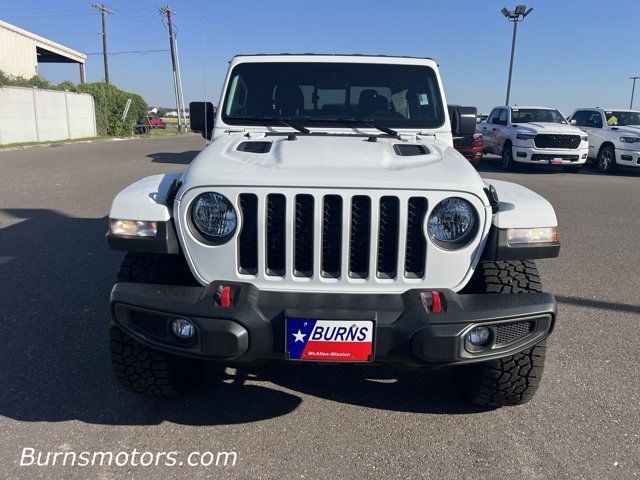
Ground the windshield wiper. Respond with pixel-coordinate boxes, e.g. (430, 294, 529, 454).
(226, 115, 310, 134)
(332, 117, 400, 137)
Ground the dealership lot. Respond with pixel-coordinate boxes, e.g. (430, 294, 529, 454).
(0, 136, 639, 479)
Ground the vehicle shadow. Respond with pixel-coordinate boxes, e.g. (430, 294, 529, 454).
(0, 209, 300, 426)
(147, 150, 200, 165)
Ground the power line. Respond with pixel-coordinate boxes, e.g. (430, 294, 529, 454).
(90, 3, 114, 84)
(86, 49, 169, 55)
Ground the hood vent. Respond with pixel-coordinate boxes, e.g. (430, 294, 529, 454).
(237, 141, 272, 153)
(393, 144, 429, 156)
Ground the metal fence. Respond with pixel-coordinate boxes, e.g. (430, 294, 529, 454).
(0, 86, 97, 145)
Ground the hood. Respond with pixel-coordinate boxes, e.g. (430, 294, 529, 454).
(516, 123, 582, 135)
(611, 125, 640, 136)
(179, 133, 487, 197)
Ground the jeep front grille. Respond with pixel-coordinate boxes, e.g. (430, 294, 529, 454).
(238, 192, 429, 280)
(534, 134, 580, 149)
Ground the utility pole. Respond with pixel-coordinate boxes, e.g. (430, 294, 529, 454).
(630, 77, 640, 109)
(160, 5, 184, 132)
(91, 3, 113, 84)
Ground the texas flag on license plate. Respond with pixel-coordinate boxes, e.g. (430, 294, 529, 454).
(286, 319, 374, 362)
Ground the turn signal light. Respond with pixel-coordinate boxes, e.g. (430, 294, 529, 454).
(109, 219, 157, 238)
(506, 226, 557, 245)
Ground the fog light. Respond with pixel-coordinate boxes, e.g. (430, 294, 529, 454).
(172, 318, 195, 339)
(466, 326, 491, 346)
(516, 151, 527, 158)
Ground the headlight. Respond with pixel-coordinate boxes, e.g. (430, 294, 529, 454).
(619, 136, 640, 143)
(580, 135, 588, 141)
(516, 133, 536, 140)
(191, 192, 237, 242)
(427, 197, 477, 249)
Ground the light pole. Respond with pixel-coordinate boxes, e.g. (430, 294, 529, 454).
(501, 5, 534, 106)
(630, 77, 640, 109)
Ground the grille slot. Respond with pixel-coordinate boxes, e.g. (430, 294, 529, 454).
(294, 194, 314, 277)
(321, 195, 342, 278)
(405, 197, 428, 278)
(534, 134, 580, 149)
(494, 321, 535, 346)
(349, 196, 371, 278)
(266, 194, 286, 276)
(377, 196, 400, 278)
(238, 194, 258, 274)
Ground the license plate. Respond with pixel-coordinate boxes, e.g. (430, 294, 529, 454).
(286, 319, 374, 362)
(549, 158, 563, 165)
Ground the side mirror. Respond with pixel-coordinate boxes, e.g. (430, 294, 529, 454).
(569, 119, 577, 126)
(449, 105, 478, 136)
(189, 101, 215, 140)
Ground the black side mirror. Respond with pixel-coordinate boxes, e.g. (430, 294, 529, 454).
(189, 101, 215, 140)
(449, 105, 478, 136)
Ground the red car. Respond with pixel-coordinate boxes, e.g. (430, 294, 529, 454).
(144, 114, 167, 129)
(453, 131, 483, 165)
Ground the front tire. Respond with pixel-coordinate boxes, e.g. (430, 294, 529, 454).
(110, 252, 201, 396)
(501, 142, 514, 170)
(455, 261, 547, 407)
(110, 326, 201, 397)
(597, 145, 617, 174)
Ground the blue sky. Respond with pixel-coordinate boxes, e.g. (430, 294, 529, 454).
(2, 0, 639, 114)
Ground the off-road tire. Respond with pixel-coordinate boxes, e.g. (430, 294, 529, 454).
(110, 252, 201, 396)
(597, 145, 617, 174)
(455, 260, 546, 407)
(110, 326, 200, 397)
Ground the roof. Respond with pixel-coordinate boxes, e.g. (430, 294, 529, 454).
(232, 53, 435, 61)
(0, 19, 85, 64)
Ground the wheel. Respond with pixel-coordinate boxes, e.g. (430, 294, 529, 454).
(597, 145, 617, 174)
(455, 261, 547, 407)
(110, 325, 201, 397)
(500, 142, 513, 170)
(110, 252, 201, 397)
(562, 164, 582, 173)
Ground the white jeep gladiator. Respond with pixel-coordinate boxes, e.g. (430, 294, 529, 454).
(107, 54, 560, 407)
(568, 108, 640, 173)
(479, 106, 589, 172)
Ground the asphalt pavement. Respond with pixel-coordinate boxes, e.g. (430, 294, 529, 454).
(0, 136, 638, 479)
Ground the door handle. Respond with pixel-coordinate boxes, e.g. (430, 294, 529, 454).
(492, 128, 497, 131)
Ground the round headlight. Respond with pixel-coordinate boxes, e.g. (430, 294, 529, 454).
(191, 192, 237, 242)
(427, 197, 477, 249)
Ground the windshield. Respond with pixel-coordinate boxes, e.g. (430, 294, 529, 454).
(605, 111, 640, 126)
(511, 108, 567, 124)
(222, 62, 445, 129)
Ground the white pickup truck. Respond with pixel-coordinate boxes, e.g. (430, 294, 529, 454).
(479, 106, 589, 172)
(568, 108, 640, 173)
(106, 54, 560, 407)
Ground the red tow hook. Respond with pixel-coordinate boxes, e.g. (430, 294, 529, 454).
(430, 291, 443, 314)
(216, 285, 233, 308)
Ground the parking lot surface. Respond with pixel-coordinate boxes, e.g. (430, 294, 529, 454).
(1, 136, 639, 479)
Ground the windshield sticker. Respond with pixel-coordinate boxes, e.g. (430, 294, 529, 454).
(417, 93, 429, 106)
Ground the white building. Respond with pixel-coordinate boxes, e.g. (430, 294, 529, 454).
(0, 19, 86, 83)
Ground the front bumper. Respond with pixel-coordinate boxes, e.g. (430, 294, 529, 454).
(111, 282, 556, 368)
(616, 148, 640, 167)
(512, 145, 588, 165)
